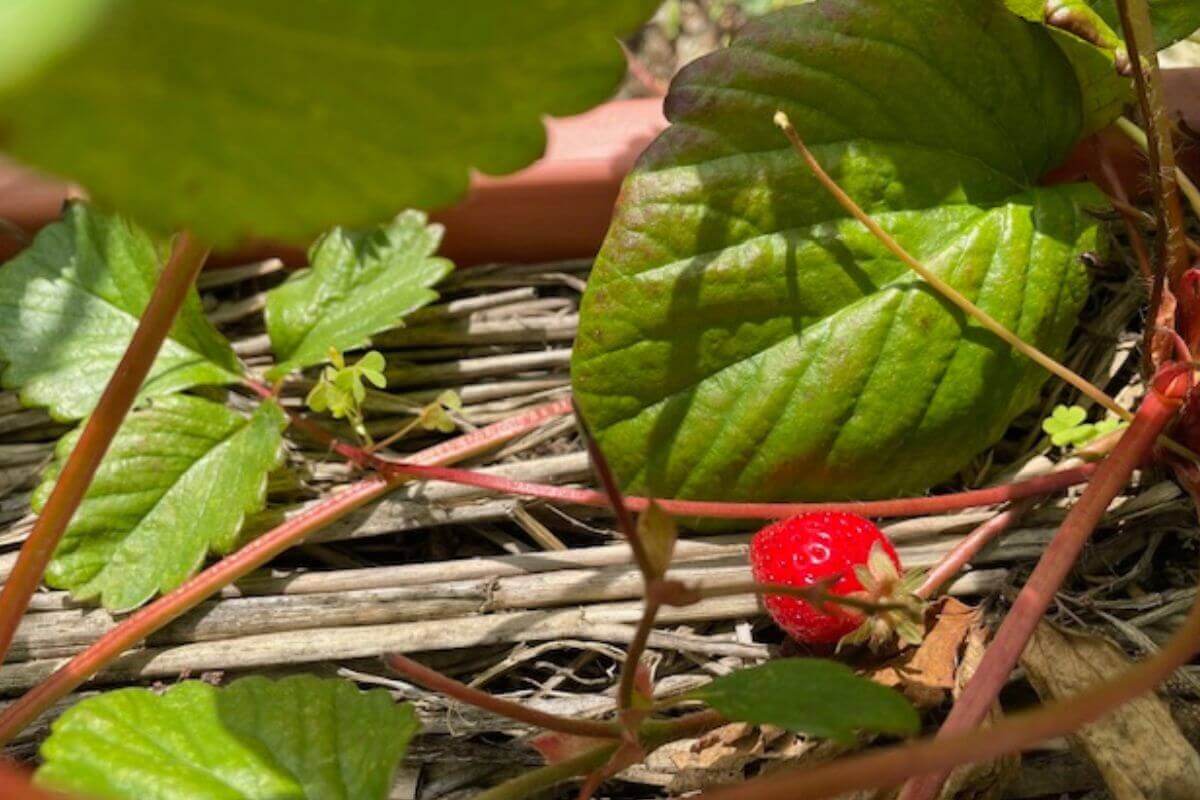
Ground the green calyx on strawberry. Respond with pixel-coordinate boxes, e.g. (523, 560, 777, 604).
(837, 541, 927, 652)
(749, 512, 927, 651)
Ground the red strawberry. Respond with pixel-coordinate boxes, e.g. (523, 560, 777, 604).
(750, 512, 920, 647)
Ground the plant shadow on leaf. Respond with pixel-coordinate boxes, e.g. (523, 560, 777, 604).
(0, 202, 242, 421)
(572, 0, 1104, 515)
(36, 675, 418, 800)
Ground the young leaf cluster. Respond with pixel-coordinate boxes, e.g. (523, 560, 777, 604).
(0, 204, 452, 611)
(0, 202, 458, 796)
(306, 350, 388, 444)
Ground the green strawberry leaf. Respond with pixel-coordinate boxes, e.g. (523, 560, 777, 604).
(0, 1, 659, 245)
(1004, 0, 1200, 132)
(0, 0, 108, 91)
(684, 659, 918, 743)
(37, 675, 418, 800)
(1006, 0, 1200, 48)
(572, 0, 1103, 506)
(0, 203, 242, 421)
(266, 212, 452, 379)
(36, 395, 286, 611)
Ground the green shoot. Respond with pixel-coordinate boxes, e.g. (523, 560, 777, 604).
(369, 390, 463, 453)
(305, 348, 387, 445)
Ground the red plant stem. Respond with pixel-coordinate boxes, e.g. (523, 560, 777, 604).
(371, 457, 1097, 519)
(0, 759, 72, 800)
(575, 407, 650, 574)
(696, 564, 1200, 800)
(256, 379, 1097, 520)
(0, 398, 571, 745)
(0, 232, 210, 668)
(386, 653, 620, 739)
(243, 377, 372, 467)
(1098, 149, 1154, 283)
(897, 374, 1186, 800)
(1116, 0, 1190, 291)
(619, 41, 669, 96)
(1098, 145, 1168, 370)
(0, 479, 387, 746)
(914, 499, 1033, 599)
(616, 598, 660, 712)
(573, 411, 660, 718)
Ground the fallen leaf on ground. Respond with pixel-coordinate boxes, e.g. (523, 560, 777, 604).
(1021, 621, 1200, 800)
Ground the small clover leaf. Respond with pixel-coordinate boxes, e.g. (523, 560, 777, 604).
(305, 349, 389, 444)
(416, 390, 462, 434)
(357, 351, 387, 388)
(1042, 404, 1125, 449)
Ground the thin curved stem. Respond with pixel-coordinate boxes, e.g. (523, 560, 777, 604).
(0, 232, 210, 667)
(774, 112, 1130, 424)
(616, 598, 660, 712)
(576, 407, 649, 575)
(0, 398, 572, 745)
(1113, 0, 1190, 291)
(386, 653, 620, 740)
(371, 457, 1097, 519)
(915, 500, 1033, 599)
(898, 372, 1186, 800)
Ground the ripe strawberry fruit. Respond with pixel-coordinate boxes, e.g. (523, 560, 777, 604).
(749, 512, 917, 647)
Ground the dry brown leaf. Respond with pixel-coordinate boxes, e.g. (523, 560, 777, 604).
(870, 598, 979, 708)
(1021, 621, 1200, 800)
(645, 722, 828, 793)
(647, 723, 772, 792)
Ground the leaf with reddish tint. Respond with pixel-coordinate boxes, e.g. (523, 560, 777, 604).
(572, 0, 1103, 506)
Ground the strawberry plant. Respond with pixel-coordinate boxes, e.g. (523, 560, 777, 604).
(0, 0, 1196, 798)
